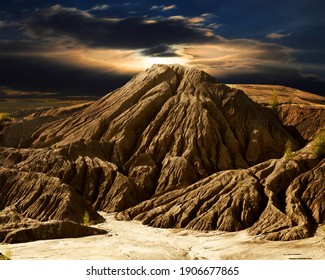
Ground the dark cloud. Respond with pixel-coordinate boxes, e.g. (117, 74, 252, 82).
(1, 2, 324, 99)
(214, 0, 325, 40)
(23, 5, 215, 50)
(219, 64, 325, 96)
(0, 54, 132, 97)
(0, 39, 53, 53)
(279, 25, 325, 51)
(140, 44, 179, 57)
(293, 50, 325, 65)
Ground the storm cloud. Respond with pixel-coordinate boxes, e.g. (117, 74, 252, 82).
(140, 44, 180, 57)
(0, 1, 324, 98)
(23, 5, 215, 50)
(0, 54, 132, 97)
(219, 64, 325, 95)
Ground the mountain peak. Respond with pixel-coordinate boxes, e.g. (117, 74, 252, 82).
(2, 64, 296, 169)
(144, 63, 217, 84)
(1, 64, 324, 243)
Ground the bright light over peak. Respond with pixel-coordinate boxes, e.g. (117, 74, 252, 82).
(141, 56, 188, 69)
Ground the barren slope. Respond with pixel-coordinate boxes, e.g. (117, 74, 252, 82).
(0, 64, 324, 243)
(229, 84, 325, 141)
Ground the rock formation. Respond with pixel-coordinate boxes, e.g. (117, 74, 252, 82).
(229, 84, 325, 142)
(0, 64, 324, 243)
(117, 142, 324, 240)
(0, 206, 107, 243)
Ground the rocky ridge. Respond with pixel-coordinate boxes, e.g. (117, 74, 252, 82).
(0, 64, 324, 243)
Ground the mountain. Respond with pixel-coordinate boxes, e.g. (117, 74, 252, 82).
(0, 64, 324, 243)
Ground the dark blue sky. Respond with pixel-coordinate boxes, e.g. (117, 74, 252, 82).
(0, 0, 324, 97)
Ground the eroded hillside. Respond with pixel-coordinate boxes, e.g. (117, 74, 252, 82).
(0, 64, 324, 243)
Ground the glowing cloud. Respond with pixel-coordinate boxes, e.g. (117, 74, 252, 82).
(182, 39, 294, 77)
(163, 5, 177, 11)
(151, 5, 177, 11)
(90, 4, 110, 11)
(267, 32, 291, 39)
(2, 3, 324, 97)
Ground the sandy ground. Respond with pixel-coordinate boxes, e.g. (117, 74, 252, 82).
(227, 84, 325, 106)
(1, 213, 324, 260)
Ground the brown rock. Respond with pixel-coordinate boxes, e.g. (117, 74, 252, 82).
(0, 64, 324, 242)
(118, 143, 324, 241)
(0, 167, 103, 224)
(0, 206, 107, 243)
(229, 84, 325, 142)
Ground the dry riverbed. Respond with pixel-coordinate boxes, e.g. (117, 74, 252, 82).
(1, 213, 324, 260)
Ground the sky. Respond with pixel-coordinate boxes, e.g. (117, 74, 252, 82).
(0, 0, 324, 98)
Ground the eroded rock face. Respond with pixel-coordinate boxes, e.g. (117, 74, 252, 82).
(0, 167, 104, 224)
(0, 148, 150, 212)
(0, 64, 324, 242)
(277, 105, 325, 142)
(117, 147, 324, 241)
(0, 206, 107, 243)
(0, 65, 298, 193)
(229, 84, 325, 142)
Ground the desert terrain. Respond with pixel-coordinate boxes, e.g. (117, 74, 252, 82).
(0, 98, 95, 114)
(0, 64, 324, 260)
(1, 212, 324, 260)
